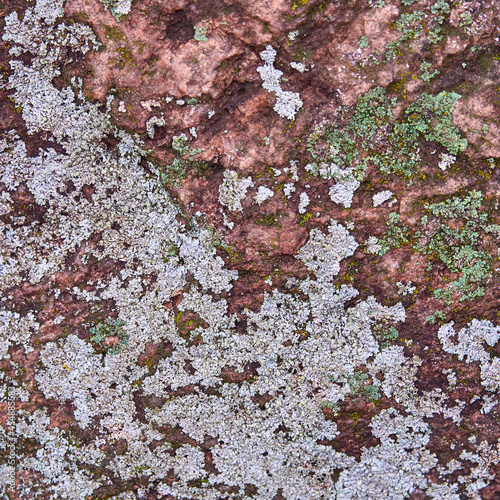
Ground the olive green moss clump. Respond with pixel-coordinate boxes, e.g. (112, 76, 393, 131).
(307, 87, 467, 181)
(375, 190, 495, 304)
(328, 370, 381, 402)
(90, 318, 128, 355)
(377, 212, 411, 255)
(360, 0, 485, 85)
(419, 191, 492, 304)
(405, 91, 468, 155)
(159, 133, 211, 187)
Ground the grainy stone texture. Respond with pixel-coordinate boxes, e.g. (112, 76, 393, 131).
(2, 0, 500, 498)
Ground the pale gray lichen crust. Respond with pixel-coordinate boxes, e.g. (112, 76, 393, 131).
(1, 1, 500, 499)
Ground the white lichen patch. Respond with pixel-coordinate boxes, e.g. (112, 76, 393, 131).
(36, 334, 147, 428)
(438, 320, 500, 364)
(373, 189, 394, 207)
(254, 185, 274, 205)
(481, 395, 498, 414)
(365, 235, 382, 254)
(306, 162, 360, 208)
(397, 280, 416, 296)
(368, 346, 421, 404)
(329, 181, 358, 208)
(257, 45, 303, 120)
(283, 182, 296, 198)
(458, 440, 500, 497)
(438, 152, 456, 171)
(144, 281, 408, 498)
(290, 61, 308, 73)
(296, 220, 358, 281)
(0, 310, 39, 359)
(145, 115, 165, 138)
(298, 191, 310, 214)
(15, 409, 104, 499)
(336, 409, 437, 498)
(218, 169, 254, 212)
(140, 99, 161, 112)
(438, 320, 500, 392)
(221, 209, 234, 229)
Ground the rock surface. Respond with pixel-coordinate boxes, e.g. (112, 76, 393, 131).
(2, 0, 500, 498)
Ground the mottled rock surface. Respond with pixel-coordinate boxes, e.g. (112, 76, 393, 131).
(2, 0, 500, 498)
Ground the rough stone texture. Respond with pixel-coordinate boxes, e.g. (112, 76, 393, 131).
(2, 0, 500, 498)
